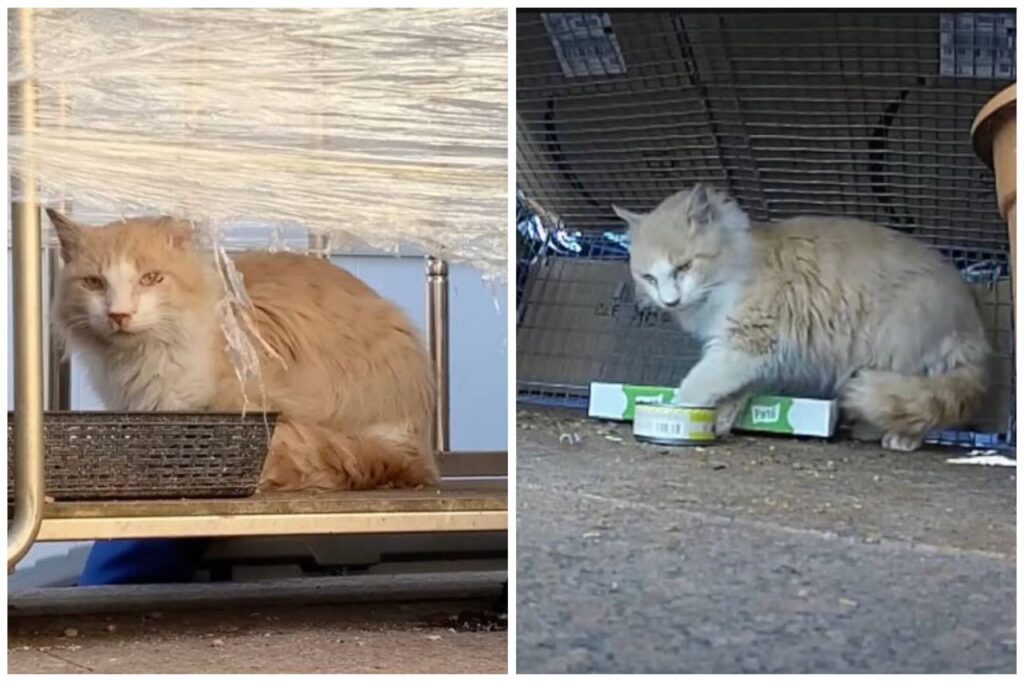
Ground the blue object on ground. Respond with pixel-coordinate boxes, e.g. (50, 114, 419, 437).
(78, 539, 209, 586)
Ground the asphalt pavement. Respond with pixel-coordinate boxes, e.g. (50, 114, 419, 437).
(516, 408, 1016, 674)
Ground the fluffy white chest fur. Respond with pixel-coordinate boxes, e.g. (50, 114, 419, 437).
(81, 329, 218, 411)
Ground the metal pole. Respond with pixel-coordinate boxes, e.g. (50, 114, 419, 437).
(46, 71, 72, 412)
(307, 231, 330, 259)
(426, 257, 450, 452)
(46, 241, 71, 411)
(9, 6, 46, 572)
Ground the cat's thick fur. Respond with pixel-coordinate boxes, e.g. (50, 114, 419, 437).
(50, 211, 438, 490)
(616, 184, 991, 452)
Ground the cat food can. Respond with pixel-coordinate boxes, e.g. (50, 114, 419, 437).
(633, 404, 717, 446)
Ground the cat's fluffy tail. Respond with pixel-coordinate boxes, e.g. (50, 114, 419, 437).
(259, 418, 439, 492)
(841, 363, 988, 444)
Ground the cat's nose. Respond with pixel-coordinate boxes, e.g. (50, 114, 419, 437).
(663, 298, 681, 308)
(108, 312, 131, 327)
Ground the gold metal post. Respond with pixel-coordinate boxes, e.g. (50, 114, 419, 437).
(426, 257, 450, 452)
(8, 6, 46, 572)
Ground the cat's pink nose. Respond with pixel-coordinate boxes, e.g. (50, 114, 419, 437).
(108, 312, 131, 328)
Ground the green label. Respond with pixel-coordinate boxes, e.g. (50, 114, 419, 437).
(737, 396, 795, 433)
(621, 385, 677, 420)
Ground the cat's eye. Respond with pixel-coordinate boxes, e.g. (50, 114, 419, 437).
(139, 271, 164, 286)
(81, 276, 105, 291)
(673, 261, 692, 277)
(642, 274, 656, 285)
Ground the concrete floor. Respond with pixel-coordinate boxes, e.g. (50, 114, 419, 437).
(9, 573, 507, 674)
(516, 408, 1016, 674)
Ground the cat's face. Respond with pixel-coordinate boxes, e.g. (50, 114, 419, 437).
(616, 184, 751, 311)
(51, 212, 209, 345)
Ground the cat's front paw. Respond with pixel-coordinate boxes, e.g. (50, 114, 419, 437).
(713, 396, 749, 438)
(881, 432, 923, 452)
(715, 416, 735, 437)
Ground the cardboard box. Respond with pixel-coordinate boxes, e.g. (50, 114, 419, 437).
(735, 395, 839, 438)
(588, 382, 679, 420)
(589, 382, 839, 438)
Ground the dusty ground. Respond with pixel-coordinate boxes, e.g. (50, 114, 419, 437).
(9, 596, 506, 673)
(517, 408, 1016, 674)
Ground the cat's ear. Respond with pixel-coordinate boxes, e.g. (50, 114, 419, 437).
(686, 183, 715, 227)
(687, 184, 750, 233)
(158, 217, 193, 250)
(612, 205, 644, 229)
(47, 208, 83, 262)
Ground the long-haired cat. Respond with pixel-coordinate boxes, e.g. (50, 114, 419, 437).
(615, 184, 991, 452)
(49, 210, 438, 490)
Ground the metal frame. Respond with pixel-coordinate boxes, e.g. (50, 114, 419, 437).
(7, 8, 505, 571)
(427, 257, 451, 452)
(35, 511, 507, 541)
(32, 478, 508, 541)
(9, 8, 46, 572)
(45, 236, 71, 412)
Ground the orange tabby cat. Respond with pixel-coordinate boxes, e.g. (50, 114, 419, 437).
(49, 210, 438, 491)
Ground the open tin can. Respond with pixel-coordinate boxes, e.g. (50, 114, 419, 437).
(633, 403, 717, 446)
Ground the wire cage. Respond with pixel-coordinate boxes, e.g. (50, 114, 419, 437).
(516, 9, 1015, 450)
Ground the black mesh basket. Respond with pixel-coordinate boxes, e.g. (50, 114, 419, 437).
(7, 412, 277, 501)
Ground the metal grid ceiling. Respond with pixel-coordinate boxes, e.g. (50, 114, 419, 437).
(517, 10, 1013, 255)
(516, 10, 1015, 447)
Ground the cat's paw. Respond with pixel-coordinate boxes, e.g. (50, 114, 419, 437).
(881, 432, 923, 452)
(714, 419, 734, 437)
(714, 397, 748, 437)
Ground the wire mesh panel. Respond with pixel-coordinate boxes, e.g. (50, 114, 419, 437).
(517, 10, 1015, 448)
(6, 412, 276, 500)
(518, 10, 1013, 254)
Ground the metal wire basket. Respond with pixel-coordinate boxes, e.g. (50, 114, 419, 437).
(6, 412, 277, 501)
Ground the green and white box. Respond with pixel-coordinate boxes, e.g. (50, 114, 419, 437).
(587, 382, 679, 421)
(735, 395, 838, 437)
(588, 382, 838, 437)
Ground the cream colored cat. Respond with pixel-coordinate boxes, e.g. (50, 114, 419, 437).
(49, 210, 438, 491)
(615, 184, 991, 452)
